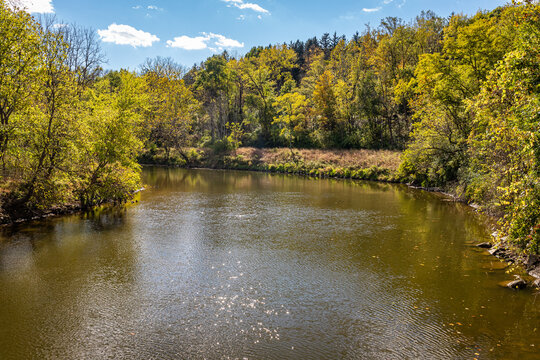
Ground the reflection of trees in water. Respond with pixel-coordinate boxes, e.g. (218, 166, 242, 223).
(389, 185, 538, 358)
(0, 205, 137, 277)
(80, 206, 129, 232)
(0, 201, 141, 358)
(143, 166, 406, 197)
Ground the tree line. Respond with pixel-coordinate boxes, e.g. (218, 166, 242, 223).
(1, 0, 539, 254)
(0, 2, 141, 217)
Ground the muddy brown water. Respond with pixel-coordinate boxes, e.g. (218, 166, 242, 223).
(0, 168, 539, 359)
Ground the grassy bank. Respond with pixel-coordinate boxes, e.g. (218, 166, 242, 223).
(139, 147, 404, 183)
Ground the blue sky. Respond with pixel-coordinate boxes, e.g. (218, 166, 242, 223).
(16, 0, 508, 70)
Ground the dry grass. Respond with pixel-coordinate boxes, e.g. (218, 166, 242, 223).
(235, 147, 402, 171)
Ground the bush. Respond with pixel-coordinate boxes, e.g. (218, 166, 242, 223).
(211, 139, 230, 154)
(507, 184, 540, 254)
(186, 148, 203, 165)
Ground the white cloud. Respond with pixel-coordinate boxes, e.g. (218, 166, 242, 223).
(222, 0, 269, 14)
(210, 33, 244, 48)
(167, 33, 244, 51)
(133, 4, 163, 11)
(7, 0, 54, 13)
(132, 4, 163, 11)
(383, 0, 394, 3)
(98, 24, 160, 48)
(362, 7, 381, 12)
(237, 3, 267, 13)
(167, 35, 210, 50)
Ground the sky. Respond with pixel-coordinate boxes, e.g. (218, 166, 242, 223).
(13, 0, 508, 71)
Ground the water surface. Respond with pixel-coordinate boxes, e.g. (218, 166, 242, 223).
(0, 168, 539, 359)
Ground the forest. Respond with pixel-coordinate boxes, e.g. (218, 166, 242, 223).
(0, 0, 539, 254)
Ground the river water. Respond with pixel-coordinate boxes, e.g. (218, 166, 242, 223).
(0, 168, 539, 359)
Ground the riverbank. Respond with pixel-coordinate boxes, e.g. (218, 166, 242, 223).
(0, 203, 81, 226)
(139, 147, 404, 183)
(1, 147, 402, 225)
(139, 146, 470, 204)
(0, 188, 144, 227)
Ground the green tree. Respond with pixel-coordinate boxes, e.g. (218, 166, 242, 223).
(226, 121, 245, 154)
(195, 54, 231, 141)
(144, 61, 200, 163)
(76, 71, 144, 207)
(0, 1, 41, 170)
(240, 45, 297, 144)
(273, 91, 310, 149)
(401, 9, 517, 186)
(17, 24, 79, 208)
(468, 2, 540, 253)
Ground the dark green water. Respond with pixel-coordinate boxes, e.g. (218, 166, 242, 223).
(0, 168, 539, 359)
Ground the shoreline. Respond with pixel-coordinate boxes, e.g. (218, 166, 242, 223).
(0, 203, 84, 227)
(0, 188, 145, 228)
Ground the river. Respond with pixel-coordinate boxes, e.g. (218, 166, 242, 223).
(0, 167, 538, 359)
